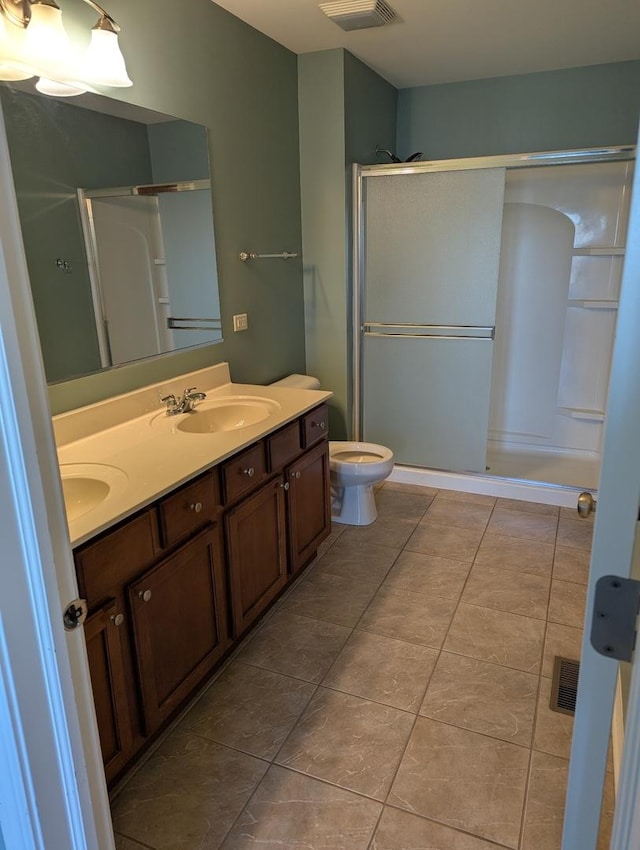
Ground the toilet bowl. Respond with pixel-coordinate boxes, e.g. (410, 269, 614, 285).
(270, 374, 394, 525)
(329, 441, 394, 525)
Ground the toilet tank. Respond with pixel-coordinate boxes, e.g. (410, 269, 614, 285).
(270, 374, 321, 390)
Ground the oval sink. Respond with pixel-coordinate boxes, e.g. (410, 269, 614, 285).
(59, 463, 128, 522)
(176, 397, 281, 434)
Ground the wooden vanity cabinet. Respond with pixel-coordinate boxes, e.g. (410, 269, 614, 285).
(285, 439, 331, 574)
(225, 477, 288, 637)
(129, 526, 228, 734)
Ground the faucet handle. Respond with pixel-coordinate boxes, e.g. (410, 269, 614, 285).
(161, 393, 177, 404)
(161, 393, 179, 414)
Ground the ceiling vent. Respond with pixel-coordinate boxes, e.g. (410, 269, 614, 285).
(318, 0, 397, 31)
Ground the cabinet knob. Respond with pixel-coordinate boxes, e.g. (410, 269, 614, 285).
(190, 501, 203, 513)
(280, 482, 290, 491)
(243, 467, 255, 477)
(291, 471, 301, 479)
(312, 420, 326, 430)
(110, 613, 124, 627)
(138, 589, 152, 603)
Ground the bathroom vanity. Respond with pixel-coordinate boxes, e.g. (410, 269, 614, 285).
(55, 364, 332, 786)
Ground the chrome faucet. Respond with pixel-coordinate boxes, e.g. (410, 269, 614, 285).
(161, 387, 207, 415)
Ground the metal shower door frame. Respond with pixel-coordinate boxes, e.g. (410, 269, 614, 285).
(351, 145, 636, 442)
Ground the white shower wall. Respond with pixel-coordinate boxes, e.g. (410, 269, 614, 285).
(488, 161, 634, 485)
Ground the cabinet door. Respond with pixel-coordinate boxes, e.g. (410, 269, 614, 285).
(84, 599, 134, 784)
(128, 526, 229, 734)
(287, 440, 331, 574)
(226, 478, 287, 637)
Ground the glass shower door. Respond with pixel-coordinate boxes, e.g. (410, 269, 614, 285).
(360, 167, 506, 473)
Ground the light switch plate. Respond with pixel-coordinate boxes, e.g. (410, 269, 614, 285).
(233, 313, 248, 332)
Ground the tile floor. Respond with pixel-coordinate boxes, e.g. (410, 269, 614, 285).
(111, 483, 614, 850)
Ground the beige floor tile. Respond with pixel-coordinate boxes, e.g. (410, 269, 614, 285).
(382, 481, 438, 498)
(238, 609, 351, 683)
(486, 508, 557, 543)
(323, 629, 438, 711)
(313, 537, 400, 586)
(406, 521, 484, 562)
(444, 603, 545, 674)
(434, 490, 497, 507)
(423, 499, 493, 531)
(371, 807, 501, 849)
(376, 488, 435, 520)
(557, 516, 593, 551)
(521, 750, 568, 850)
(420, 652, 537, 746)
(383, 550, 471, 600)
(461, 563, 550, 620)
(182, 662, 315, 760)
(340, 514, 421, 549)
(496, 498, 559, 517)
(281, 570, 379, 627)
(548, 579, 588, 629)
(553, 545, 590, 585)
(276, 688, 414, 800)
(388, 717, 529, 849)
(358, 585, 457, 648)
(317, 523, 347, 557)
(220, 765, 382, 849)
(534, 676, 575, 759)
(542, 622, 583, 677)
(111, 730, 268, 850)
(475, 533, 554, 578)
(560, 506, 594, 523)
(114, 837, 148, 850)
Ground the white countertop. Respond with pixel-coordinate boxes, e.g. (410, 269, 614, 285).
(54, 363, 331, 548)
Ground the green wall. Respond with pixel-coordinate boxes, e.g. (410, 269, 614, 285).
(148, 120, 210, 183)
(299, 49, 397, 438)
(1, 88, 153, 384)
(397, 60, 640, 160)
(34, 0, 304, 414)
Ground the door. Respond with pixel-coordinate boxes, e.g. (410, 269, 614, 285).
(0, 111, 110, 847)
(563, 128, 640, 848)
(287, 440, 331, 574)
(359, 167, 505, 473)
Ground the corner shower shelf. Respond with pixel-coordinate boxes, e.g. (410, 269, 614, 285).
(572, 247, 625, 256)
(558, 407, 605, 423)
(567, 299, 619, 310)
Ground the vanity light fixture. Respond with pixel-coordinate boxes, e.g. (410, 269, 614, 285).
(0, 0, 132, 96)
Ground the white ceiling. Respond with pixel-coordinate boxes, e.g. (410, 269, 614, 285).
(213, 0, 640, 89)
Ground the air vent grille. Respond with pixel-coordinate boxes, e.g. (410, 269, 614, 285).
(550, 656, 580, 716)
(318, 0, 396, 31)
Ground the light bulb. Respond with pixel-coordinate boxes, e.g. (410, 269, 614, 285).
(85, 24, 132, 88)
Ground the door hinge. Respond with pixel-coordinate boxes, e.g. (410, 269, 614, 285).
(591, 576, 640, 662)
(63, 599, 87, 631)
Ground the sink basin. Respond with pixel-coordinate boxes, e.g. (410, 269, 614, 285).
(59, 463, 128, 522)
(175, 397, 281, 434)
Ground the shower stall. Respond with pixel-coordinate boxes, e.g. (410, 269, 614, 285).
(352, 146, 635, 500)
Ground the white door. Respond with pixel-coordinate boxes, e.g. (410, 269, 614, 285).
(0, 107, 112, 849)
(563, 130, 640, 848)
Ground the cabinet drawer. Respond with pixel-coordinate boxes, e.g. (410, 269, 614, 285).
(76, 510, 159, 609)
(267, 421, 301, 472)
(302, 404, 329, 447)
(221, 443, 267, 504)
(158, 471, 219, 548)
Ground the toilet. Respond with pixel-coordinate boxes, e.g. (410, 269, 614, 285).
(270, 375, 394, 525)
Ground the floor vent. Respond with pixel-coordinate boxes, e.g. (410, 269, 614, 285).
(550, 656, 580, 715)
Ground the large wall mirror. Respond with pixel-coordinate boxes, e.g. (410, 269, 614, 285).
(0, 85, 223, 384)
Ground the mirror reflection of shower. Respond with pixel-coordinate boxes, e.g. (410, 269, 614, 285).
(79, 180, 221, 369)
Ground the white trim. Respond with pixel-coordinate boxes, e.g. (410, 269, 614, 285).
(388, 464, 586, 507)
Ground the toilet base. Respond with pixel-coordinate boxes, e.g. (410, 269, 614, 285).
(331, 482, 377, 526)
